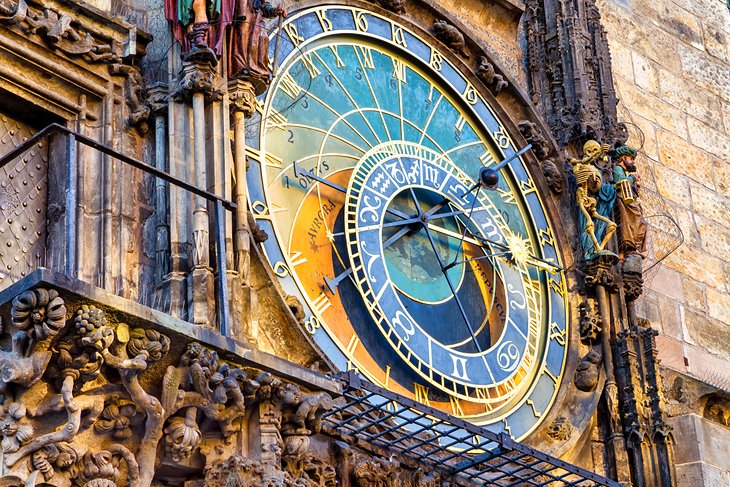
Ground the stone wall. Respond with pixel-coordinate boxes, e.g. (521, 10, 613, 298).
(598, 0, 730, 484)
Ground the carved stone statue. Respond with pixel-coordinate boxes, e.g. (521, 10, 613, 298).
(612, 145, 647, 257)
(569, 140, 617, 259)
(228, 0, 287, 89)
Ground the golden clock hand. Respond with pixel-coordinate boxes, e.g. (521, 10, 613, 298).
(325, 223, 415, 294)
(407, 187, 488, 352)
(426, 222, 562, 273)
(421, 208, 488, 353)
(293, 162, 411, 221)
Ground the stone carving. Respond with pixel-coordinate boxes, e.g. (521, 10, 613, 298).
(477, 56, 508, 95)
(353, 456, 399, 486)
(286, 295, 306, 323)
(176, 54, 219, 101)
(249, 211, 270, 243)
(111, 64, 151, 133)
(524, 0, 624, 145)
(518, 120, 550, 160)
(374, 0, 407, 13)
(0, 281, 336, 486)
(569, 140, 617, 259)
(703, 402, 727, 426)
(94, 399, 144, 440)
(432, 20, 469, 58)
(205, 455, 306, 486)
(0, 402, 33, 454)
(585, 254, 619, 291)
(0, 289, 65, 399)
(575, 349, 601, 392)
(415, 468, 440, 487)
(164, 409, 202, 463)
(546, 417, 573, 442)
(622, 253, 644, 301)
(0, 0, 122, 64)
(579, 300, 601, 344)
(30, 443, 80, 481)
(541, 159, 563, 194)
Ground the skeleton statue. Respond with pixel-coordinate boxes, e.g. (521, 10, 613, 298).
(569, 140, 617, 257)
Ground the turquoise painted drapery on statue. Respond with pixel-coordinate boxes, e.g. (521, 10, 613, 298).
(578, 183, 616, 260)
(175, 0, 222, 26)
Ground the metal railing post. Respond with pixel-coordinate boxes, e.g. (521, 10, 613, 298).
(64, 133, 77, 276)
(215, 200, 230, 337)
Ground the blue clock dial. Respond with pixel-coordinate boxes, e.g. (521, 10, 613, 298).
(248, 5, 569, 440)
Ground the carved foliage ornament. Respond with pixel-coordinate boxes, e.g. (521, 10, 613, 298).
(0, 287, 336, 486)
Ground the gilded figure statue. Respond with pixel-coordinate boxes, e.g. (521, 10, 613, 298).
(569, 140, 617, 259)
(612, 145, 647, 257)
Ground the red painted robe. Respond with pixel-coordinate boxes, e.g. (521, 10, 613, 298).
(228, 0, 278, 81)
(164, 0, 234, 55)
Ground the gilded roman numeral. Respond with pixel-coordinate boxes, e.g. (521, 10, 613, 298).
(266, 108, 287, 130)
(315, 9, 333, 32)
(429, 49, 444, 71)
(355, 46, 375, 70)
(392, 26, 408, 47)
(283, 23, 305, 47)
(264, 151, 284, 169)
(414, 383, 430, 406)
(549, 322, 567, 346)
(449, 395, 465, 416)
(346, 334, 360, 355)
(539, 227, 555, 248)
(392, 58, 407, 83)
(311, 292, 332, 315)
(289, 251, 308, 268)
(329, 46, 345, 68)
(463, 82, 478, 105)
(301, 53, 321, 79)
(279, 73, 302, 99)
(479, 151, 496, 166)
(454, 116, 466, 134)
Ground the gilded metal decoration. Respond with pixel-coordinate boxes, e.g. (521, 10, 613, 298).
(251, 5, 569, 439)
(569, 140, 617, 259)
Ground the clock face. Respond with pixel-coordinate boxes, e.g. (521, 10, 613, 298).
(247, 5, 569, 439)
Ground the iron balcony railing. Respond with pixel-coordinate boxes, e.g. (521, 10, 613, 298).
(324, 372, 625, 487)
(0, 123, 235, 335)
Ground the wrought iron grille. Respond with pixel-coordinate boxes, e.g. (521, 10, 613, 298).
(323, 372, 624, 487)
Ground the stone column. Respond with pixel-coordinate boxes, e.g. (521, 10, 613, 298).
(587, 255, 633, 485)
(228, 79, 257, 344)
(147, 84, 171, 286)
(177, 50, 218, 327)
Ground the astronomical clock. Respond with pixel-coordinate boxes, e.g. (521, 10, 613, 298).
(246, 5, 569, 440)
